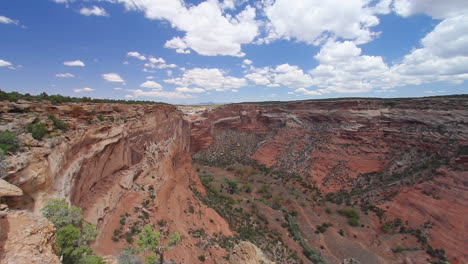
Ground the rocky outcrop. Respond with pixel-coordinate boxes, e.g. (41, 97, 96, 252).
(0, 178, 22, 197)
(0, 210, 60, 264)
(0, 100, 232, 263)
(229, 241, 273, 264)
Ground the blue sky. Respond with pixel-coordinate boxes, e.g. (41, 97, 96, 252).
(0, 0, 467, 104)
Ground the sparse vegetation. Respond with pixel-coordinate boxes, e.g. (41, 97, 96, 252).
(0, 89, 163, 105)
(337, 208, 360, 227)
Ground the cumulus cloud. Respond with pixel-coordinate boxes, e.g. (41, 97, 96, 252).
(74, 87, 94, 92)
(80, 6, 109, 16)
(165, 68, 247, 91)
(392, 0, 468, 19)
(140, 80, 163, 89)
(112, 0, 259, 56)
(64, 60, 85, 66)
(0, 59, 13, 67)
(391, 14, 468, 85)
(56, 73, 75, 78)
(127, 51, 146, 60)
(126, 89, 194, 99)
(175, 87, 206, 93)
(102, 73, 125, 83)
(309, 40, 391, 93)
(0, 15, 20, 25)
(263, 0, 384, 45)
(243, 59, 253, 65)
(274, 64, 314, 89)
(149, 57, 164, 64)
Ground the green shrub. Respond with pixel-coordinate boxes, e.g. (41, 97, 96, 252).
(0, 130, 20, 153)
(41, 198, 83, 228)
(49, 115, 67, 131)
(137, 224, 160, 252)
(145, 253, 158, 264)
(97, 115, 105, 122)
(198, 255, 206, 262)
(80, 254, 105, 264)
(225, 178, 239, 194)
(41, 199, 100, 264)
(26, 119, 46, 140)
(167, 231, 182, 246)
(337, 208, 360, 227)
(117, 248, 143, 264)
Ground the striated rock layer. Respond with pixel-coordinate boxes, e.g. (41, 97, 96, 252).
(0, 100, 232, 263)
(190, 96, 468, 263)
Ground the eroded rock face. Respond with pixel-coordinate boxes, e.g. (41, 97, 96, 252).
(229, 241, 273, 264)
(0, 210, 60, 264)
(0, 100, 232, 264)
(190, 96, 468, 263)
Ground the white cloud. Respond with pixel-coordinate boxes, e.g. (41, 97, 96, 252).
(127, 89, 194, 99)
(0, 59, 13, 67)
(231, 89, 239, 92)
(245, 72, 270, 85)
(140, 80, 163, 89)
(56, 73, 75, 78)
(0, 15, 20, 25)
(391, 15, 468, 85)
(175, 87, 206, 93)
(114, 87, 123, 90)
(309, 40, 390, 93)
(243, 59, 253, 65)
(127, 51, 146, 60)
(102, 73, 125, 83)
(294, 88, 321, 95)
(146, 76, 154, 79)
(274, 64, 314, 89)
(149, 57, 165, 63)
(420, 15, 468, 58)
(80, 6, 109, 16)
(263, 0, 384, 45)
(113, 0, 259, 56)
(64, 60, 85, 66)
(165, 68, 247, 91)
(393, 0, 468, 19)
(74, 87, 94, 92)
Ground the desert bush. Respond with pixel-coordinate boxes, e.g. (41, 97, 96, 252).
(0, 130, 20, 153)
(26, 118, 46, 140)
(338, 208, 360, 227)
(117, 248, 143, 264)
(49, 115, 67, 131)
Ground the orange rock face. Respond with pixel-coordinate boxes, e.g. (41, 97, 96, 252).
(190, 96, 468, 263)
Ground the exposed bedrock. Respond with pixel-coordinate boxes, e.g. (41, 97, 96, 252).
(190, 96, 468, 263)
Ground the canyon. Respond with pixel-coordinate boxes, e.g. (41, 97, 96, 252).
(0, 95, 467, 264)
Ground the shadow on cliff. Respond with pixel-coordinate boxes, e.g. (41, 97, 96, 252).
(0, 213, 10, 260)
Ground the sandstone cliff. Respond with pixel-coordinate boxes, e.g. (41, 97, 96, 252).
(0, 100, 232, 263)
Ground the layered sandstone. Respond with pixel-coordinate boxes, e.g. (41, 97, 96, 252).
(190, 96, 468, 263)
(0, 100, 232, 263)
